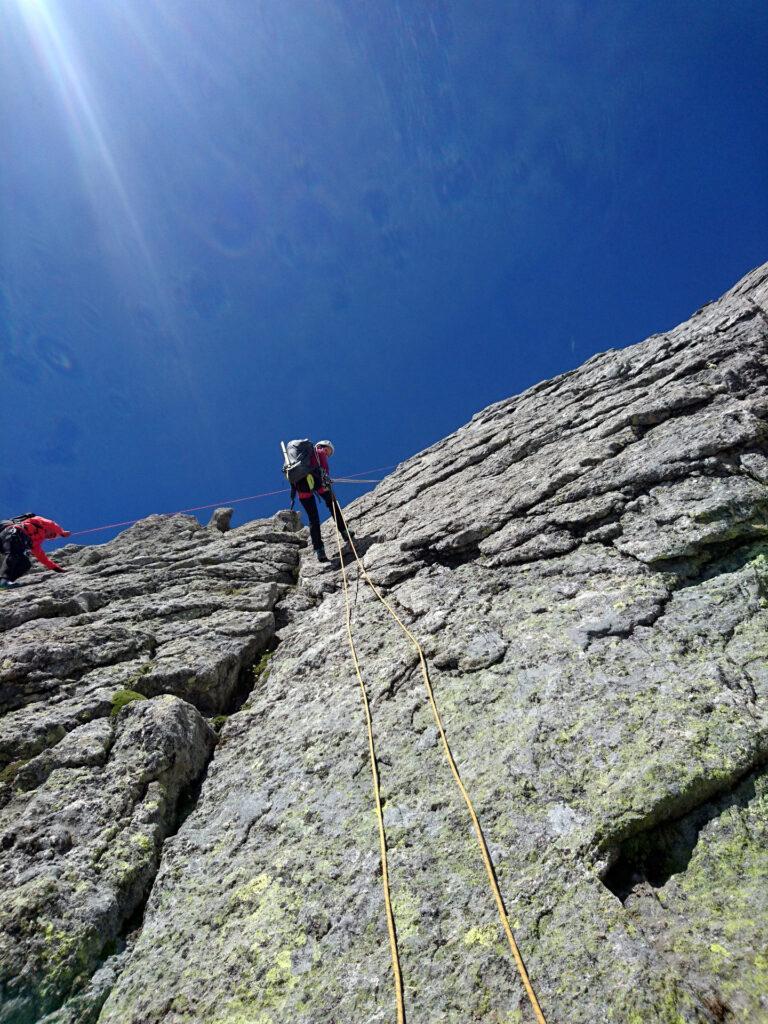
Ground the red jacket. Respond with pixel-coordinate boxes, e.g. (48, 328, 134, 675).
(295, 449, 330, 500)
(19, 516, 69, 572)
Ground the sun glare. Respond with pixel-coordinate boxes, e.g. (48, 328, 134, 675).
(12, 0, 161, 290)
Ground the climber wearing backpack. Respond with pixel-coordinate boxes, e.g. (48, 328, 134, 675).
(281, 439, 352, 563)
(0, 514, 71, 587)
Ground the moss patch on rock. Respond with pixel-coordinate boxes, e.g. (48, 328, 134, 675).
(110, 690, 149, 717)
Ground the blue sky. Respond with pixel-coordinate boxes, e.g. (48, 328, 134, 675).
(1, 0, 766, 544)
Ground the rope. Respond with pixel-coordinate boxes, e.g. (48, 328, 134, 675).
(67, 472, 393, 538)
(329, 496, 547, 1024)
(331, 504, 406, 1024)
(341, 462, 401, 479)
(69, 487, 290, 536)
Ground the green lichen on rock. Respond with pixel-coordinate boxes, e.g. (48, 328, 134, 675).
(464, 923, 505, 955)
(204, 873, 309, 1024)
(390, 886, 421, 942)
(666, 774, 768, 1018)
(0, 697, 216, 1022)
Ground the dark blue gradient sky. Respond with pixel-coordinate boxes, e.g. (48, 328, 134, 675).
(1, 1, 766, 544)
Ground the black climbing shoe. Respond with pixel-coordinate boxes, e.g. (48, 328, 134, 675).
(314, 546, 329, 563)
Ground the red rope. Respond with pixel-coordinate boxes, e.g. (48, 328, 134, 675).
(68, 464, 399, 538)
(341, 462, 400, 478)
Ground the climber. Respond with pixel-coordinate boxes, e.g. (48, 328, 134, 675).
(287, 440, 353, 563)
(0, 514, 71, 587)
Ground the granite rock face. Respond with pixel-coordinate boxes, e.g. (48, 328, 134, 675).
(2, 265, 768, 1024)
(0, 697, 214, 1024)
(0, 513, 303, 1023)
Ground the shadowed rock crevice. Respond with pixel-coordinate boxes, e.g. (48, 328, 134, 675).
(221, 634, 282, 717)
(654, 534, 768, 586)
(0, 697, 217, 1023)
(28, 631, 289, 1023)
(602, 764, 767, 903)
(420, 544, 482, 569)
(47, 741, 222, 1024)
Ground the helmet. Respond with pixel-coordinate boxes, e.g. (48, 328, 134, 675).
(316, 439, 334, 455)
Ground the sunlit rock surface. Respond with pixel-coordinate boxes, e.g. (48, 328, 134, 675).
(0, 513, 303, 1023)
(2, 265, 768, 1023)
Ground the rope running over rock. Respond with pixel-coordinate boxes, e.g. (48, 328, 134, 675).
(329, 493, 547, 1024)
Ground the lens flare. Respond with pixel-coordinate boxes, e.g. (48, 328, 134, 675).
(34, 334, 78, 374)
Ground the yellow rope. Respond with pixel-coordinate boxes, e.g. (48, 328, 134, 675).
(332, 513, 406, 1024)
(329, 499, 547, 1024)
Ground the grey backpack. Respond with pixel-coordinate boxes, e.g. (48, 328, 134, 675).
(0, 513, 35, 549)
(282, 439, 316, 485)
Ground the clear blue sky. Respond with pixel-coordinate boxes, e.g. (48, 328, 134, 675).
(1, 1, 766, 544)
